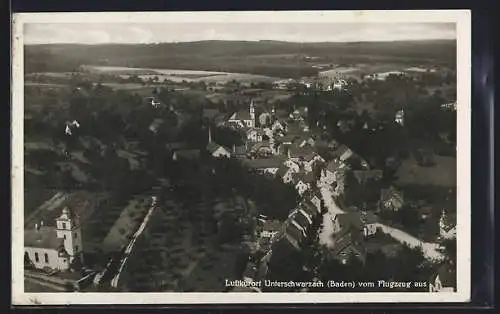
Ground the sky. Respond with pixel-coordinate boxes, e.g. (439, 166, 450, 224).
(24, 22, 456, 45)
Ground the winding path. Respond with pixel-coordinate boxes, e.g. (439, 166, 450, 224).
(317, 182, 444, 261)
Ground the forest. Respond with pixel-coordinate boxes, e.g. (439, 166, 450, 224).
(25, 40, 456, 77)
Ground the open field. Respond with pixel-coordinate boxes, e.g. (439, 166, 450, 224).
(85, 65, 279, 83)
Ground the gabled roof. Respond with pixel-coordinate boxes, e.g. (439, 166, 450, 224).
(301, 199, 321, 217)
(294, 172, 316, 185)
(24, 226, 64, 250)
(206, 142, 229, 154)
(276, 165, 290, 178)
(229, 110, 252, 121)
(333, 144, 352, 157)
(380, 186, 404, 203)
(149, 118, 164, 133)
(292, 211, 312, 230)
(289, 144, 316, 159)
(262, 220, 283, 232)
(286, 222, 305, 243)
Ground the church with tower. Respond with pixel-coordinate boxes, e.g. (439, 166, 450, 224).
(227, 100, 256, 128)
(24, 207, 84, 271)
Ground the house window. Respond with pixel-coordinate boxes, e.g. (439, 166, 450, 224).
(35, 252, 39, 262)
(62, 222, 66, 229)
(75, 245, 79, 252)
(64, 234, 66, 240)
(44, 253, 49, 263)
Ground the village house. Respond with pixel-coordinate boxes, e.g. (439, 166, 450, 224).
(302, 152, 325, 173)
(283, 159, 300, 174)
(395, 109, 405, 125)
(287, 143, 317, 163)
(321, 159, 345, 185)
(230, 144, 248, 158)
(331, 211, 377, 238)
(378, 186, 405, 212)
(333, 144, 354, 162)
(241, 157, 284, 176)
(292, 172, 317, 196)
(289, 107, 308, 122)
(25, 207, 83, 271)
(258, 112, 273, 127)
(247, 141, 275, 158)
(206, 142, 231, 159)
(439, 209, 457, 240)
(246, 128, 266, 142)
(148, 118, 164, 134)
(329, 222, 366, 265)
(271, 119, 285, 135)
(429, 263, 456, 292)
(277, 165, 296, 185)
(258, 219, 283, 240)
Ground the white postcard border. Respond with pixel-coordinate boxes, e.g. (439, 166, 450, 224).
(11, 10, 471, 305)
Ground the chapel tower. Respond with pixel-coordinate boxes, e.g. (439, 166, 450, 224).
(56, 207, 84, 263)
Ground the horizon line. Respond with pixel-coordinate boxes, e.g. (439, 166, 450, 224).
(25, 38, 456, 46)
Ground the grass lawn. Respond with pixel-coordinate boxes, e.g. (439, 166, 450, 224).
(395, 155, 456, 187)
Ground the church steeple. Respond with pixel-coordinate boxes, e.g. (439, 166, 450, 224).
(249, 100, 255, 128)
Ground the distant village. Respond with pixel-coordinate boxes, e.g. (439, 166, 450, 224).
(23, 65, 457, 293)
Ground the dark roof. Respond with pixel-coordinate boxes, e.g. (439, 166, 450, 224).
(232, 145, 247, 155)
(326, 159, 343, 173)
(249, 141, 272, 152)
(289, 144, 316, 159)
(206, 142, 226, 154)
(24, 227, 64, 250)
(149, 119, 164, 132)
(25, 191, 101, 229)
(242, 157, 283, 169)
(294, 172, 316, 185)
(333, 144, 352, 157)
(300, 199, 320, 217)
(262, 220, 283, 232)
(286, 222, 305, 243)
(292, 211, 311, 230)
(353, 170, 383, 184)
(380, 186, 404, 202)
(276, 165, 289, 177)
(276, 134, 297, 143)
(230, 110, 252, 121)
(173, 149, 201, 160)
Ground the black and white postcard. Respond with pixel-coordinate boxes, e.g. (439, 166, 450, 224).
(11, 10, 471, 305)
